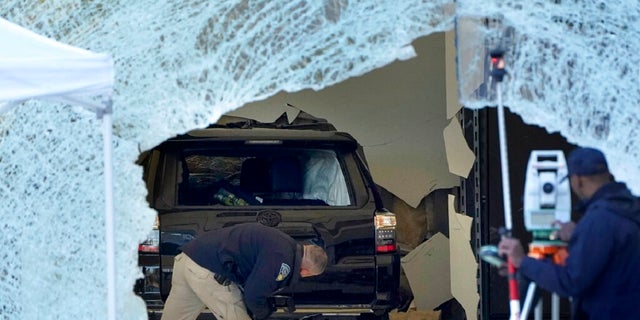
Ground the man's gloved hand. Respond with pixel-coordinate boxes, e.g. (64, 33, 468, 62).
(249, 304, 276, 320)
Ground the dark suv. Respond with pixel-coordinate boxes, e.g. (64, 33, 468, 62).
(135, 112, 400, 319)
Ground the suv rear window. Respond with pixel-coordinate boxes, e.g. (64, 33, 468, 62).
(177, 148, 352, 207)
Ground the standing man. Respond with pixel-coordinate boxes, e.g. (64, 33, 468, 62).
(499, 147, 640, 319)
(161, 223, 328, 320)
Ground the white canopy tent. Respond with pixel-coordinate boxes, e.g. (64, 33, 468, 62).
(0, 17, 116, 320)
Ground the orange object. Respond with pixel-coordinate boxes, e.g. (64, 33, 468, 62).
(528, 242, 569, 265)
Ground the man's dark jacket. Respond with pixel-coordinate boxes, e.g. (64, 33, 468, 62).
(520, 182, 640, 319)
(181, 223, 302, 320)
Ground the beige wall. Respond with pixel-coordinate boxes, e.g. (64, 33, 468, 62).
(230, 31, 466, 209)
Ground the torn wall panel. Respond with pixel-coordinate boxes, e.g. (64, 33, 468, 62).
(448, 194, 479, 320)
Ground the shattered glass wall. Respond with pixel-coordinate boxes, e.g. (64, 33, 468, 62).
(2, 0, 640, 318)
(456, 1, 640, 195)
(0, 1, 453, 318)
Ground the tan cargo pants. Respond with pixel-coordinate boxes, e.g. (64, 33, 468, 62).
(160, 253, 251, 320)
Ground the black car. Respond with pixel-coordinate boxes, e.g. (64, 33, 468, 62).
(135, 112, 400, 319)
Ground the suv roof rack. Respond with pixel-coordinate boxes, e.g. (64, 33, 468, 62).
(210, 108, 337, 132)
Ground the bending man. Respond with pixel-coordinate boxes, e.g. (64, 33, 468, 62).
(161, 223, 328, 320)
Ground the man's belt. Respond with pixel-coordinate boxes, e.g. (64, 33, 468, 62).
(214, 273, 232, 286)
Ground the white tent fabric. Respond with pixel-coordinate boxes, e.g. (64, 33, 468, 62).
(0, 17, 116, 320)
(0, 17, 113, 110)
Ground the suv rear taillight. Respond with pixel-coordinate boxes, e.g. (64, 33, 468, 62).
(138, 215, 160, 253)
(375, 211, 397, 253)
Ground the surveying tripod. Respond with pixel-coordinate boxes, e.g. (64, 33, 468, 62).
(520, 239, 568, 320)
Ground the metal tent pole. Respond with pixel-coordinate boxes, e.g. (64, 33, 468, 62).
(99, 100, 116, 320)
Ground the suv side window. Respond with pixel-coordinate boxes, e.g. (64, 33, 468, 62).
(176, 148, 352, 207)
